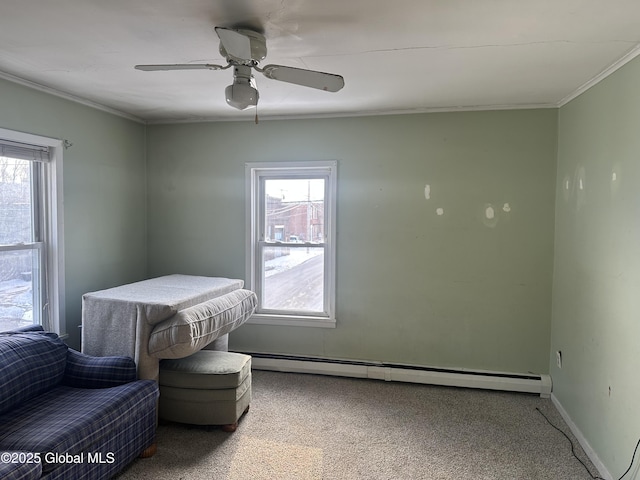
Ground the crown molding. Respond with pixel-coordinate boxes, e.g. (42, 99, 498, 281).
(145, 102, 559, 124)
(558, 43, 640, 107)
(0, 71, 146, 124)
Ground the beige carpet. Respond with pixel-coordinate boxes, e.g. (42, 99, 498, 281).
(229, 437, 323, 480)
(117, 370, 600, 480)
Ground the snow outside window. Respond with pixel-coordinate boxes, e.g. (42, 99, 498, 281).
(246, 161, 336, 328)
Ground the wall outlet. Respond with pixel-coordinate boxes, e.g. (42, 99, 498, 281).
(556, 351, 562, 369)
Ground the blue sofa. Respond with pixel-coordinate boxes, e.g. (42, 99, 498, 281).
(0, 326, 159, 480)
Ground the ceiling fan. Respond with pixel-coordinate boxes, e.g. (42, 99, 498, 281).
(135, 26, 345, 110)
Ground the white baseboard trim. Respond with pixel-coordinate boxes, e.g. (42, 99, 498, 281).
(551, 393, 612, 480)
(248, 353, 552, 397)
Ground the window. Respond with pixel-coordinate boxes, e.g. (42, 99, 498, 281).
(0, 129, 64, 334)
(246, 161, 337, 327)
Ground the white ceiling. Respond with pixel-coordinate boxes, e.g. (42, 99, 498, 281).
(1, 0, 640, 123)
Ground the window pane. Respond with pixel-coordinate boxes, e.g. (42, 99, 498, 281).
(262, 246, 324, 312)
(248, 161, 336, 324)
(0, 157, 33, 244)
(264, 178, 325, 243)
(0, 249, 39, 332)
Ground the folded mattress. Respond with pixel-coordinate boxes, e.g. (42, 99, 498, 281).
(81, 275, 256, 381)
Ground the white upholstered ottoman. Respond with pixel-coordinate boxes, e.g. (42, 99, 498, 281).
(158, 350, 251, 432)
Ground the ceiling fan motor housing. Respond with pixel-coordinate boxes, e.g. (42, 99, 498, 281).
(218, 28, 267, 65)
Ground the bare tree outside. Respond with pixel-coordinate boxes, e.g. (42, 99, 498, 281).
(0, 157, 35, 331)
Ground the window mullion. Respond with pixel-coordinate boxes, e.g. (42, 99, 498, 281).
(0, 242, 42, 252)
(31, 161, 45, 242)
(255, 178, 266, 307)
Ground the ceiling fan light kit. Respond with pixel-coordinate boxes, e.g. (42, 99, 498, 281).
(135, 26, 344, 111)
(225, 66, 259, 110)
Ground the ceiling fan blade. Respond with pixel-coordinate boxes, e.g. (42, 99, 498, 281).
(135, 64, 226, 71)
(259, 65, 344, 92)
(215, 27, 252, 61)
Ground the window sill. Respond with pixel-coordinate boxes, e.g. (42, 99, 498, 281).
(247, 313, 336, 328)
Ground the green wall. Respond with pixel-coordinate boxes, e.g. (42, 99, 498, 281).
(552, 56, 640, 476)
(147, 109, 558, 374)
(4, 58, 636, 474)
(0, 78, 148, 349)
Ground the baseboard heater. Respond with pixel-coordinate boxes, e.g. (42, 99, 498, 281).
(245, 352, 552, 398)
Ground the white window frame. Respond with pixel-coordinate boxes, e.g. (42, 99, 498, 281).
(246, 161, 337, 328)
(0, 128, 65, 335)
